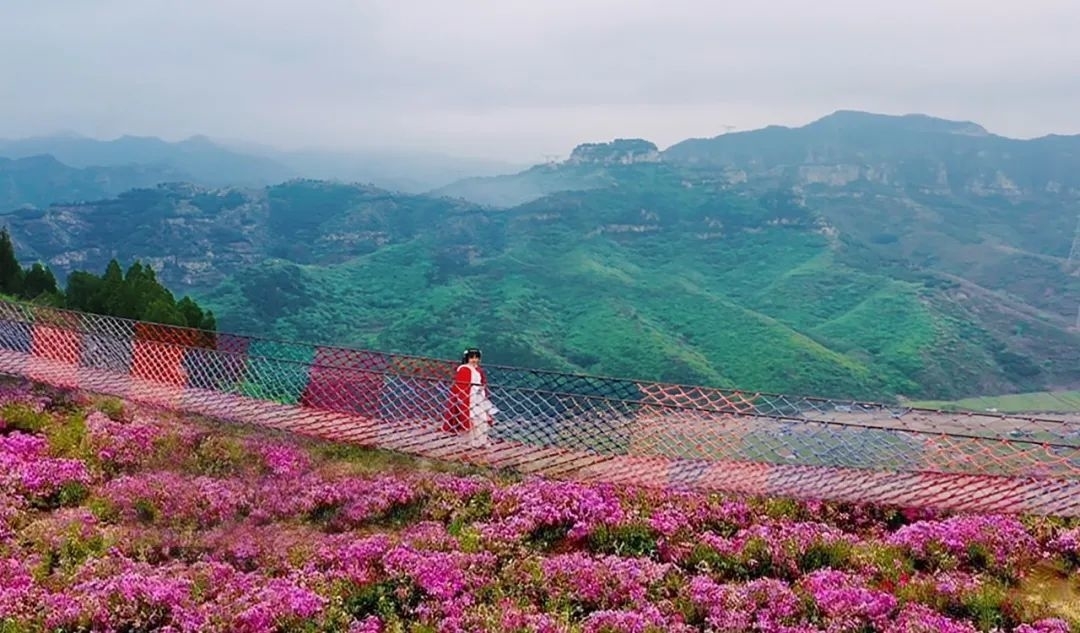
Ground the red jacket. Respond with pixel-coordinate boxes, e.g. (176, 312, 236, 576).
(442, 364, 486, 432)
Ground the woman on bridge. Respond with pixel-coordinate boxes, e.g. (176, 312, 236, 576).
(442, 347, 498, 447)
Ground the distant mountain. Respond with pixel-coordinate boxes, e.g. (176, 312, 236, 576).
(0, 154, 185, 210)
(430, 139, 661, 206)
(263, 147, 526, 194)
(659, 110, 1080, 325)
(0, 134, 295, 188)
(429, 163, 612, 208)
(0, 180, 480, 288)
(0, 133, 525, 194)
(423, 110, 1080, 333)
(437, 111, 1080, 207)
(663, 110, 1080, 193)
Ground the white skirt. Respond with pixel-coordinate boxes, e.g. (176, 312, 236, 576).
(471, 398, 499, 420)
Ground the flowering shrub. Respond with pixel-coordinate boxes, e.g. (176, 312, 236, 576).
(252, 440, 312, 477)
(1048, 526, 1080, 569)
(1, 431, 92, 508)
(481, 478, 626, 546)
(0, 382, 1077, 632)
(800, 568, 898, 629)
(98, 471, 253, 528)
(0, 382, 52, 434)
(886, 514, 1041, 581)
(84, 410, 164, 474)
(0, 491, 26, 542)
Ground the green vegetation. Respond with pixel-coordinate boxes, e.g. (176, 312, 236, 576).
(430, 162, 613, 208)
(0, 227, 215, 329)
(198, 173, 1078, 402)
(908, 390, 1080, 414)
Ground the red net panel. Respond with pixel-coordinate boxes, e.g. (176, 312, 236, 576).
(300, 347, 389, 419)
(131, 325, 188, 387)
(29, 324, 81, 389)
(135, 321, 213, 347)
(31, 324, 81, 365)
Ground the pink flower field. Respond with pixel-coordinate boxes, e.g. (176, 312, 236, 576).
(1, 379, 1079, 632)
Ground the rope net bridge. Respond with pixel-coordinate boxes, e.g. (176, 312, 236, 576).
(1, 298, 1079, 517)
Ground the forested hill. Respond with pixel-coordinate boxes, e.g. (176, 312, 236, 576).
(2, 111, 1078, 402)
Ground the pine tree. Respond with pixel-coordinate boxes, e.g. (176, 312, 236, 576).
(103, 261, 148, 319)
(0, 237, 218, 333)
(103, 259, 123, 283)
(0, 228, 25, 297)
(201, 309, 217, 331)
(176, 296, 206, 329)
(23, 262, 59, 300)
(142, 296, 185, 326)
(64, 271, 104, 312)
(96, 260, 125, 316)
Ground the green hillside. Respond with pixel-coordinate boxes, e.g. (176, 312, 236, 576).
(429, 163, 611, 208)
(908, 390, 1080, 414)
(198, 169, 1079, 402)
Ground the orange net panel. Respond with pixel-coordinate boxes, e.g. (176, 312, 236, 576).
(0, 297, 1078, 517)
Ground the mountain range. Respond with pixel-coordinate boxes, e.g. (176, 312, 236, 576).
(0, 133, 523, 198)
(0, 154, 186, 211)
(1, 110, 1078, 403)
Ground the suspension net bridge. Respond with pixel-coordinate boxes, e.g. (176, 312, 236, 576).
(1, 297, 1078, 517)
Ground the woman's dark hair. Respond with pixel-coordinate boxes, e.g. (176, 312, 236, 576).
(461, 348, 482, 364)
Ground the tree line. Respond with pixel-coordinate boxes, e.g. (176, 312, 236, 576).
(0, 228, 216, 331)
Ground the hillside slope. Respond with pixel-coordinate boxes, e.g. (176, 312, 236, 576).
(210, 176, 1079, 400)
(5, 171, 1070, 401)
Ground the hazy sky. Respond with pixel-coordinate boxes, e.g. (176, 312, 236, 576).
(1, 0, 1078, 162)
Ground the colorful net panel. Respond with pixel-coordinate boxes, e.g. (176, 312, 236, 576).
(0, 297, 1078, 517)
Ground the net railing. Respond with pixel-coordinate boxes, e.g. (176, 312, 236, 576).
(1, 297, 1078, 517)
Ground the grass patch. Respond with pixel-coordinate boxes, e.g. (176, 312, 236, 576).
(909, 390, 1080, 414)
(306, 439, 496, 479)
(1017, 561, 1080, 630)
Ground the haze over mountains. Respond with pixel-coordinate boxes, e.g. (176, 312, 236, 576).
(0, 133, 524, 203)
(1, 110, 1078, 403)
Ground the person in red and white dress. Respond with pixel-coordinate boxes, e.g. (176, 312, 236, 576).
(442, 348, 498, 447)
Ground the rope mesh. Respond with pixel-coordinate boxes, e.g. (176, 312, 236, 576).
(1, 298, 1078, 516)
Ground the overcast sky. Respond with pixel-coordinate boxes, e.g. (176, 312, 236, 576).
(1, 0, 1078, 162)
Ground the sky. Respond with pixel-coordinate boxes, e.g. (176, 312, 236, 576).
(1, 0, 1078, 163)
